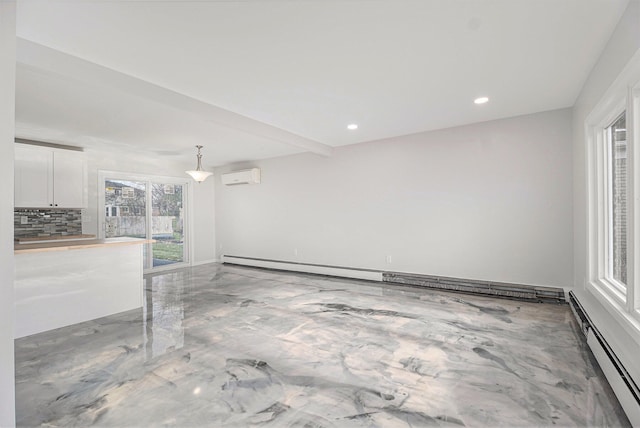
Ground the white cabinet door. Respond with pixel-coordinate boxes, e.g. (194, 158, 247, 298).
(14, 143, 87, 209)
(53, 150, 87, 208)
(14, 144, 53, 208)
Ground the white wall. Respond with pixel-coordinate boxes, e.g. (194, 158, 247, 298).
(192, 177, 216, 264)
(572, 0, 640, 383)
(216, 108, 573, 288)
(0, 2, 16, 426)
(82, 149, 216, 265)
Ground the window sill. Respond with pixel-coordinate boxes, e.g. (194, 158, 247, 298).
(587, 280, 640, 348)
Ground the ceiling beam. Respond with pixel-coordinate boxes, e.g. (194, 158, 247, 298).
(16, 38, 333, 157)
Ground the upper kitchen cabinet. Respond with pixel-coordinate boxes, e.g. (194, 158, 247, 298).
(15, 143, 88, 209)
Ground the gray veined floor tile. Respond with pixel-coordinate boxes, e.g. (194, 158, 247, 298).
(15, 263, 631, 427)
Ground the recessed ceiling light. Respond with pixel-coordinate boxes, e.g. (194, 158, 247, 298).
(474, 97, 489, 105)
(347, 123, 358, 130)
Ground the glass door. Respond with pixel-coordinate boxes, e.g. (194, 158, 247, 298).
(104, 179, 147, 239)
(102, 174, 189, 272)
(151, 183, 184, 268)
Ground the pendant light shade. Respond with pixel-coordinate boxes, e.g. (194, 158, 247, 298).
(185, 145, 213, 183)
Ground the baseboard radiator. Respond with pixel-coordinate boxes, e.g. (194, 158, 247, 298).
(568, 291, 640, 426)
(383, 271, 565, 303)
(222, 256, 565, 304)
(222, 256, 383, 282)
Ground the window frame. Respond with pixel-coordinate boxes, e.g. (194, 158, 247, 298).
(587, 102, 628, 306)
(585, 53, 640, 332)
(98, 170, 192, 274)
(605, 112, 628, 293)
(631, 81, 640, 320)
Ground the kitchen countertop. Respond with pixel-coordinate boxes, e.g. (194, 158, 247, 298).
(14, 234, 97, 244)
(14, 237, 154, 254)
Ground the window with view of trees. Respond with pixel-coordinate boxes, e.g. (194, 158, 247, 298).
(102, 176, 187, 271)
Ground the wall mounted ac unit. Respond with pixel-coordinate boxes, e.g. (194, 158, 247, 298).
(221, 168, 261, 185)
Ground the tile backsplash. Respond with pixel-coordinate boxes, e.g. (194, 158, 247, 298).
(14, 209, 82, 238)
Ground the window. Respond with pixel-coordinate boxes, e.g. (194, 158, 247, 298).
(99, 172, 189, 273)
(588, 108, 629, 304)
(607, 113, 627, 289)
(586, 59, 639, 328)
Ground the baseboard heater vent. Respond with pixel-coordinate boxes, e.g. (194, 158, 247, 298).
(223, 256, 565, 303)
(222, 256, 383, 282)
(383, 272, 565, 303)
(568, 291, 640, 426)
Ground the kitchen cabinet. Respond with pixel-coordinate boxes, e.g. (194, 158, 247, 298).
(14, 143, 87, 208)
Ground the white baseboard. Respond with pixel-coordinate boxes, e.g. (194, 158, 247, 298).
(569, 291, 640, 426)
(587, 329, 640, 426)
(222, 256, 383, 282)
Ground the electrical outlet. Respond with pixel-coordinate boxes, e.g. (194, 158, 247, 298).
(294, 248, 299, 256)
(386, 255, 392, 264)
(20, 216, 28, 225)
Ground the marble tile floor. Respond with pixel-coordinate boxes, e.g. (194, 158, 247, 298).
(15, 263, 631, 427)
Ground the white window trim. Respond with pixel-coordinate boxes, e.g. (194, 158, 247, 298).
(585, 49, 640, 343)
(587, 102, 627, 305)
(631, 80, 640, 320)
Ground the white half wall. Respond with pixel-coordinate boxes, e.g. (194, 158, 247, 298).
(572, 0, 640, 389)
(0, 2, 16, 426)
(215, 108, 573, 288)
(15, 243, 145, 338)
(81, 149, 216, 265)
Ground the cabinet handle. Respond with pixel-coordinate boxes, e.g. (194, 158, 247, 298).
(49, 204, 53, 206)
(54, 204, 58, 207)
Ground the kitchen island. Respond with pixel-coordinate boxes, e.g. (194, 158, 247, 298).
(14, 237, 151, 338)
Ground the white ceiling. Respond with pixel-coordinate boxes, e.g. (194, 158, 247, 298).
(15, 0, 629, 168)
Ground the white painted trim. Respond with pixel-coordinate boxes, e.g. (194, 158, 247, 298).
(585, 50, 640, 127)
(223, 256, 383, 282)
(586, 107, 627, 305)
(586, 280, 640, 348)
(585, 48, 640, 339)
(587, 329, 640, 426)
(630, 80, 640, 320)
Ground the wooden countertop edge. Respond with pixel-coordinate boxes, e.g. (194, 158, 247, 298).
(15, 238, 156, 254)
(14, 234, 97, 243)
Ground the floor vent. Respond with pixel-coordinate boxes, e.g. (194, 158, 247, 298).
(568, 291, 640, 425)
(383, 272, 565, 303)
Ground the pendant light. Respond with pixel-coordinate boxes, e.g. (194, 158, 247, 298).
(185, 145, 213, 183)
